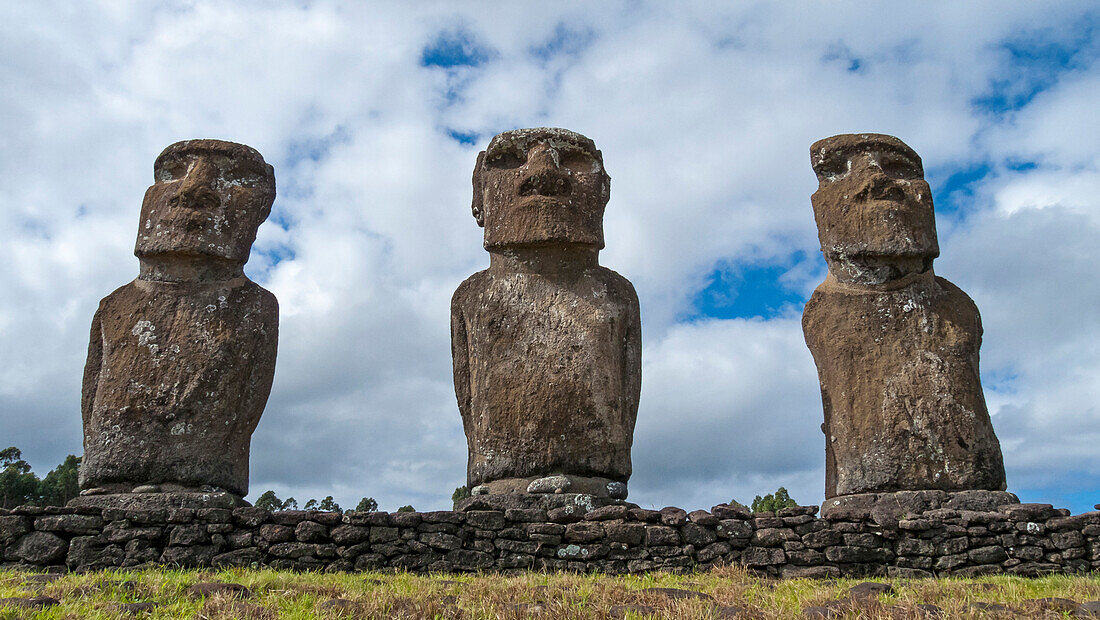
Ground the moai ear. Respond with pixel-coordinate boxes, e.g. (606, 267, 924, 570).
(471, 151, 486, 227)
(596, 149, 611, 204)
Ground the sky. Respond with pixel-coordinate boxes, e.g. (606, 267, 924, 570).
(2, 1, 1099, 514)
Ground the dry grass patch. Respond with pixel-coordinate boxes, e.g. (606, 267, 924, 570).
(0, 566, 1098, 618)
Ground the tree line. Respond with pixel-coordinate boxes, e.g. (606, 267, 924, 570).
(1, 447, 81, 509)
(3, 446, 798, 514)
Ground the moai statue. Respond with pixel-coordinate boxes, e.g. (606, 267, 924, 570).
(803, 133, 1007, 514)
(451, 128, 641, 510)
(73, 139, 278, 510)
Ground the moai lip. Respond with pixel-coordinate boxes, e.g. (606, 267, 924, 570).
(75, 140, 279, 504)
(802, 133, 1006, 499)
(452, 128, 641, 506)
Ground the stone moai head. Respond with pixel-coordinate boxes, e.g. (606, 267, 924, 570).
(810, 134, 939, 281)
(136, 139, 276, 266)
(472, 127, 611, 250)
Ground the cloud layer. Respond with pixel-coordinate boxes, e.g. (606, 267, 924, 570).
(1, 1, 1097, 513)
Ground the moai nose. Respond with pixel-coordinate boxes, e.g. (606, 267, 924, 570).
(857, 174, 906, 203)
(177, 158, 219, 209)
(519, 144, 572, 197)
(853, 156, 905, 203)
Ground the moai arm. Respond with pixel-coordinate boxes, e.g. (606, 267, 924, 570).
(81, 307, 104, 429)
(623, 285, 642, 423)
(239, 302, 279, 436)
(450, 292, 472, 427)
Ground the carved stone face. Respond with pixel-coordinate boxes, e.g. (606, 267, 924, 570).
(135, 139, 276, 264)
(810, 134, 938, 264)
(473, 128, 610, 249)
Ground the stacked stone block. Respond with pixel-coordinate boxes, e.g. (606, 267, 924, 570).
(3, 503, 1097, 576)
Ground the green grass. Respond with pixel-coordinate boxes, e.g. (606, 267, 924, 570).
(1, 566, 1098, 618)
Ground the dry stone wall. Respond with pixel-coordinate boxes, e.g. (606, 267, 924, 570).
(3, 503, 1098, 577)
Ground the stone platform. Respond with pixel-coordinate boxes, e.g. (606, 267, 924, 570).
(5, 497, 1097, 577)
(67, 491, 248, 511)
(454, 492, 638, 515)
(821, 490, 1020, 529)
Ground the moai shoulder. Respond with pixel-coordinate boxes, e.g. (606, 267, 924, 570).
(803, 133, 1005, 502)
(75, 140, 279, 509)
(452, 128, 641, 509)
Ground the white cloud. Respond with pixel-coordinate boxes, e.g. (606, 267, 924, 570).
(1, 1, 1097, 514)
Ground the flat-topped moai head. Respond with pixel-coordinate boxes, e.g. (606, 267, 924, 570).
(803, 133, 1006, 502)
(810, 133, 939, 286)
(136, 139, 276, 282)
(453, 128, 641, 509)
(75, 139, 279, 510)
(473, 127, 610, 251)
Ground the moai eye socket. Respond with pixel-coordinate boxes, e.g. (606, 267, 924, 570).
(226, 161, 267, 188)
(879, 153, 921, 180)
(157, 156, 191, 183)
(485, 146, 525, 169)
(559, 146, 598, 173)
(815, 155, 849, 181)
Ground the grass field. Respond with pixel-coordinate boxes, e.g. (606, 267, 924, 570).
(2, 566, 1099, 618)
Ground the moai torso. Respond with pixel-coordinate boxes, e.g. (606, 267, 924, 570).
(803, 133, 1005, 499)
(83, 278, 277, 495)
(78, 139, 278, 500)
(804, 272, 1004, 497)
(452, 128, 641, 499)
(453, 261, 640, 488)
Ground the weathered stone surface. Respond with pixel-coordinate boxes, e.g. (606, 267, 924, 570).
(803, 133, 1006, 498)
(0, 516, 31, 541)
(14, 532, 67, 564)
(3, 500, 1096, 577)
(943, 490, 1018, 511)
(34, 514, 103, 535)
(452, 128, 640, 499)
(848, 582, 893, 600)
(455, 493, 629, 513)
(212, 548, 262, 567)
(79, 139, 278, 499)
(69, 491, 247, 511)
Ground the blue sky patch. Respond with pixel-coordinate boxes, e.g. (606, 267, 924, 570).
(284, 125, 351, 168)
(926, 162, 992, 218)
(822, 42, 863, 73)
(446, 129, 478, 145)
(1015, 480, 1098, 516)
(421, 28, 493, 68)
(972, 17, 1099, 115)
(529, 24, 596, 62)
(690, 256, 813, 321)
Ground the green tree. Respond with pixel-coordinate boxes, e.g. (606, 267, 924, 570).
(254, 490, 297, 511)
(302, 498, 318, 510)
(452, 486, 470, 503)
(355, 497, 378, 512)
(726, 498, 750, 512)
(254, 490, 281, 511)
(317, 496, 342, 513)
(751, 487, 797, 514)
(39, 454, 81, 506)
(0, 447, 41, 509)
(396, 505, 415, 513)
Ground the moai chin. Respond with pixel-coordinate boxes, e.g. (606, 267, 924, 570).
(74, 139, 278, 509)
(803, 133, 1006, 501)
(451, 128, 641, 507)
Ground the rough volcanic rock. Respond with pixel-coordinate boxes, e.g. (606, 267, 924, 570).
(79, 139, 278, 499)
(69, 491, 248, 511)
(14, 531, 68, 564)
(803, 133, 1006, 498)
(452, 128, 641, 498)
